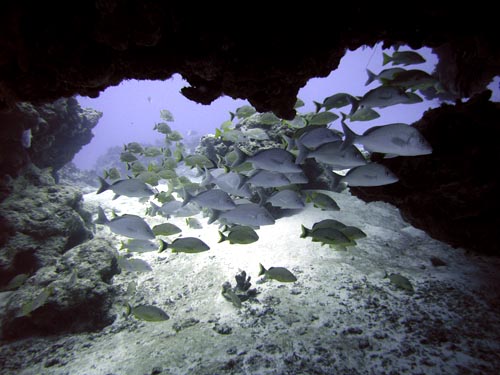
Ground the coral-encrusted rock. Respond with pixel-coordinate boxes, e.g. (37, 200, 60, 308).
(1, 238, 119, 340)
(0, 97, 101, 180)
(350, 91, 500, 255)
(0, 165, 93, 286)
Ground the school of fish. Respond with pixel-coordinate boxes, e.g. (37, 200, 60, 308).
(92, 50, 433, 318)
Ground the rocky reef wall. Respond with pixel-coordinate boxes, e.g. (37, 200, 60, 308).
(0, 166, 119, 339)
(0, 97, 101, 183)
(350, 91, 500, 255)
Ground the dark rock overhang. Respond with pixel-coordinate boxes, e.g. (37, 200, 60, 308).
(1, 3, 499, 119)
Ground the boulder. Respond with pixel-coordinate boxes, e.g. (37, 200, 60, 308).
(1, 238, 119, 339)
(0, 165, 93, 286)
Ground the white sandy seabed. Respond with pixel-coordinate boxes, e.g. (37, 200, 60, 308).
(4, 184, 500, 375)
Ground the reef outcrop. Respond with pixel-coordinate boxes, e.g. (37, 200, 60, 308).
(0, 166, 94, 285)
(0, 97, 102, 180)
(350, 91, 500, 255)
(0, 166, 119, 339)
(1, 237, 119, 339)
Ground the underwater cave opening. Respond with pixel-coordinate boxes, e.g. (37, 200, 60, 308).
(72, 43, 445, 172)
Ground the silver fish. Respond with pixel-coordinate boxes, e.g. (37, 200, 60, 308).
(213, 171, 253, 198)
(218, 203, 275, 227)
(341, 121, 432, 156)
(365, 68, 406, 86)
(351, 86, 413, 114)
(283, 172, 309, 184)
(131, 304, 169, 321)
(266, 189, 305, 209)
(245, 170, 291, 188)
(297, 127, 342, 149)
(233, 148, 302, 173)
(300, 225, 352, 247)
(97, 177, 156, 200)
(95, 207, 155, 240)
(295, 128, 342, 164)
(305, 140, 367, 168)
(383, 51, 425, 66)
(333, 163, 399, 187)
(218, 225, 259, 244)
(381, 69, 438, 91)
(121, 239, 165, 253)
(182, 189, 236, 210)
(258, 264, 297, 282)
(163, 237, 210, 253)
(385, 273, 414, 292)
(186, 217, 203, 229)
(120, 258, 153, 272)
(314, 93, 355, 112)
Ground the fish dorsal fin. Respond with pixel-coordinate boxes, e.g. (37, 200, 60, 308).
(363, 125, 386, 136)
(340, 121, 358, 151)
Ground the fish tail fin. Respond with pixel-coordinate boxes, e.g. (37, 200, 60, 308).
(365, 69, 377, 86)
(96, 176, 110, 194)
(300, 224, 310, 238)
(256, 187, 267, 206)
(149, 202, 160, 216)
(103, 170, 109, 179)
(181, 189, 192, 207)
(215, 128, 222, 138)
(258, 263, 266, 276)
(281, 135, 294, 152)
(434, 81, 446, 94)
(208, 209, 220, 225)
(340, 121, 358, 151)
(231, 147, 246, 168)
(218, 231, 227, 243)
(330, 171, 344, 190)
(382, 52, 391, 66)
(200, 167, 213, 187)
(158, 240, 168, 253)
(313, 101, 323, 113)
(177, 152, 184, 163)
(295, 140, 308, 165)
(237, 175, 248, 190)
(347, 96, 360, 116)
(95, 206, 109, 224)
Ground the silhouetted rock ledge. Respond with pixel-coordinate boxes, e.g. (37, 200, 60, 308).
(350, 91, 500, 255)
(1, 4, 499, 119)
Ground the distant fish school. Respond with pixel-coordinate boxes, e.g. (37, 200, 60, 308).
(93, 49, 433, 294)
